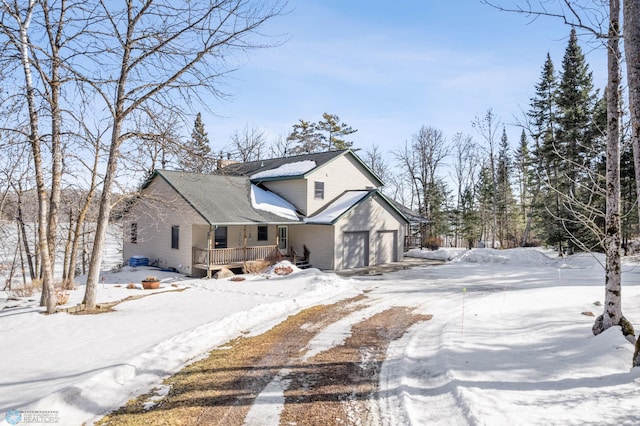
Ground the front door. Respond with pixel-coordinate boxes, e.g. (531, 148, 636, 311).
(277, 226, 288, 254)
(214, 226, 227, 248)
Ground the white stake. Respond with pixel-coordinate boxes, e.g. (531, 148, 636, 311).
(461, 287, 467, 334)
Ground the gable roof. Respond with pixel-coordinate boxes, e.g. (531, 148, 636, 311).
(146, 170, 300, 225)
(305, 189, 409, 225)
(388, 198, 429, 224)
(219, 149, 384, 186)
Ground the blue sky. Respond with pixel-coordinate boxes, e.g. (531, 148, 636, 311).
(201, 1, 608, 156)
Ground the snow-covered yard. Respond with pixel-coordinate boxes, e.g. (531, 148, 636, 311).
(1, 248, 640, 425)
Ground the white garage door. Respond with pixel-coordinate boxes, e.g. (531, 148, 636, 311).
(376, 230, 397, 265)
(343, 231, 369, 269)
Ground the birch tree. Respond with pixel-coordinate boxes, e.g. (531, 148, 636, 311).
(623, 0, 640, 366)
(0, 0, 57, 312)
(485, 0, 638, 365)
(592, 0, 626, 337)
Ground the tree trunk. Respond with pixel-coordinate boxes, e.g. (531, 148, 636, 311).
(624, 0, 640, 367)
(594, 0, 625, 336)
(62, 209, 73, 289)
(83, 121, 122, 309)
(16, 1, 56, 312)
(16, 186, 35, 279)
(67, 156, 99, 290)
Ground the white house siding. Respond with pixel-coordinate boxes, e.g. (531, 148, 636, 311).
(290, 224, 335, 270)
(376, 230, 397, 264)
(192, 224, 279, 250)
(122, 177, 207, 276)
(334, 194, 406, 270)
(261, 179, 308, 215)
(306, 154, 381, 216)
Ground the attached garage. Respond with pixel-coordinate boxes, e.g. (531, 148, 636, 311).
(304, 190, 409, 270)
(376, 230, 398, 264)
(343, 231, 369, 269)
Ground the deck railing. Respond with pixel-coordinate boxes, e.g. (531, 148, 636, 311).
(404, 236, 422, 249)
(193, 245, 280, 268)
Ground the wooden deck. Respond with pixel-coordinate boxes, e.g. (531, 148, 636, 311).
(192, 245, 281, 272)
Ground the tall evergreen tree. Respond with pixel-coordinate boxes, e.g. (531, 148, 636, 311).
(496, 127, 518, 247)
(514, 129, 532, 245)
(180, 113, 215, 173)
(527, 53, 562, 252)
(556, 28, 597, 182)
(555, 28, 598, 252)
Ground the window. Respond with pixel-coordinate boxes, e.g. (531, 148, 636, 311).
(257, 225, 268, 241)
(314, 181, 325, 199)
(130, 223, 137, 244)
(171, 225, 179, 249)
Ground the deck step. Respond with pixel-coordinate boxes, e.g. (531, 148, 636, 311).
(295, 261, 312, 269)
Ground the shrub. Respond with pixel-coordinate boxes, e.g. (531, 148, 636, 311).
(11, 280, 38, 297)
(425, 237, 441, 251)
(55, 288, 70, 305)
(127, 283, 136, 289)
(242, 260, 271, 274)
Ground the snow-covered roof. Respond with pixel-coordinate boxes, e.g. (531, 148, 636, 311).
(250, 185, 299, 220)
(304, 190, 371, 224)
(250, 160, 317, 180)
(148, 170, 300, 225)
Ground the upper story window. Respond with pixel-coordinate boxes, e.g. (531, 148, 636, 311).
(171, 225, 179, 249)
(314, 181, 325, 200)
(257, 225, 268, 241)
(130, 223, 137, 244)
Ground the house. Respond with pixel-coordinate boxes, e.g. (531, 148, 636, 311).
(122, 149, 409, 276)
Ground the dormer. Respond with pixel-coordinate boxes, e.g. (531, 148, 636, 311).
(219, 150, 383, 216)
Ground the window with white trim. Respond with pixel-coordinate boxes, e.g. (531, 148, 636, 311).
(314, 181, 325, 199)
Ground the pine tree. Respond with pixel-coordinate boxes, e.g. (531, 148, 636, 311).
(180, 113, 215, 173)
(317, 113, 357, 150)
(555, 28, 598, 252)
(496, 127, 518, 247)
(556, 28, 597, 182)
(527, 52, 565, 251)
(286, 119, 325, 154)
(515, 129, 533, 245)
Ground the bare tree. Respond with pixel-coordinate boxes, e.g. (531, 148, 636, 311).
(362, 143, 389, 183)
(268, 133, 292, 158)
(81, 0, 287, 309)
(394, 126, 450, 243)
(451, 132, 480, 248)
(472, 109, 501, 248)
(230, 124, 267, 162)
(0, 0, 57, 312)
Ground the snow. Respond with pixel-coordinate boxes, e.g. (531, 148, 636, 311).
(2, 248, 640, 425)
(250, 185, 299, 220)
(250, 160, 317, 179)
(305, 190, 370, 224)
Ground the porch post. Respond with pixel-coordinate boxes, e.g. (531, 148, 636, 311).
(243, 225, 247, 261)
(207, 225, 213, 279)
